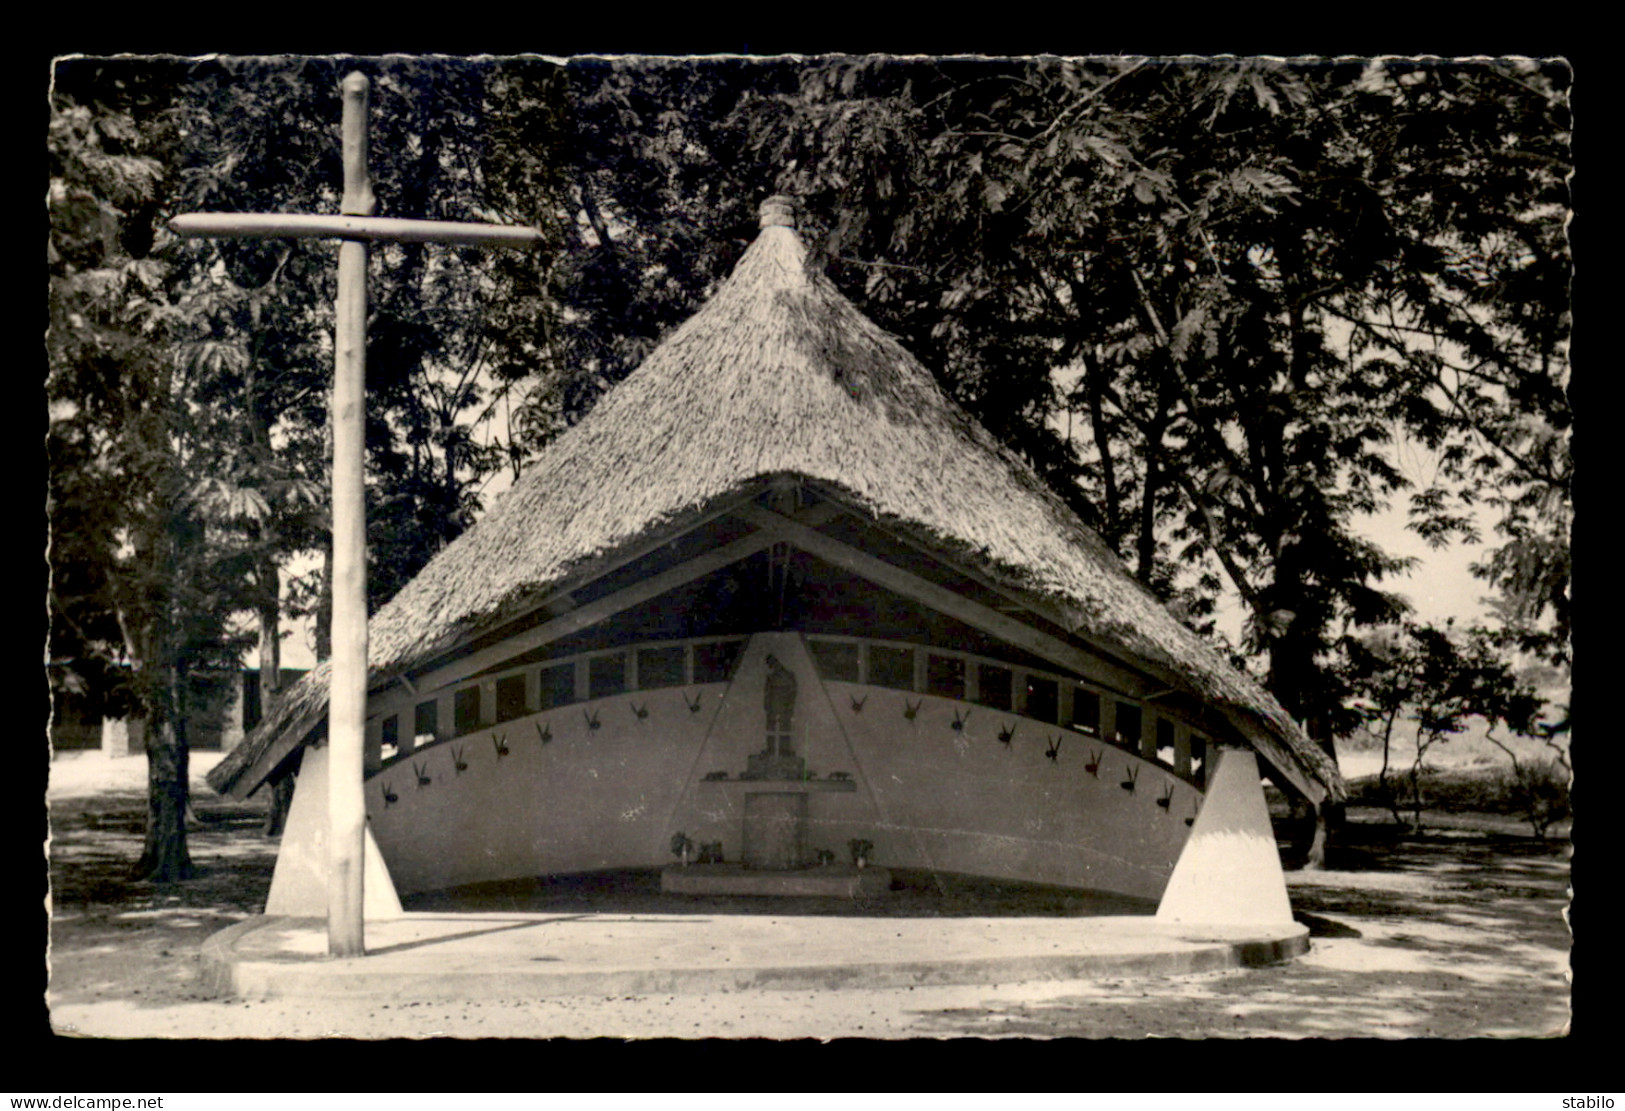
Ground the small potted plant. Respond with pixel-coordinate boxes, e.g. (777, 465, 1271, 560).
(670, 831, 695, 867)
(848, 837, 874, 870)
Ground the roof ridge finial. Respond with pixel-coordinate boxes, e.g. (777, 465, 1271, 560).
(758, 193, 797, 230)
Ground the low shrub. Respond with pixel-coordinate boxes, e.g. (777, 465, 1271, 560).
(1498, 759, 1571, 839)
(1343, 759, 1570, 837)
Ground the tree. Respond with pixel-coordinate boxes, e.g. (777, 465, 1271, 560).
(729, 56, 1569, 864)
(49, 55, 571, 871)
(48, 59, 260, 879)
(1325, 59, 1573, 669)
(1342, 620, 1543, 832)
(164, 57, 570, 623)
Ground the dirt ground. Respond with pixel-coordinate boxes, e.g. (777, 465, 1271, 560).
(43, 749, 1573, 1040)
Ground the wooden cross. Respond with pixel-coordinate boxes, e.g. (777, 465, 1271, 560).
(169, 71, 543, 957)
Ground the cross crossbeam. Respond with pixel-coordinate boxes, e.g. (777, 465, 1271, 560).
(168, 70, 542, 958)
(170, 212, 544, 249)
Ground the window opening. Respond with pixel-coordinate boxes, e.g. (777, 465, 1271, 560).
(927, 654, 966, 700)
(538, 663, 575, 710)
(868, 645, 915, 691)
(496, 674, 528, 723)
(589, 653, 627, 700)
(1114, 702, 1142, 749)
(1157, 718, 1176, 767)
(454, 687, 483, 736)
(1025, 675, 1059, 724)
(413, 700, 439, 747)
(976, 664, 1013, 711)
(637, 646, 686, 689)
(1071, 688, 1100, 735)
(808, 639, 860, 683)
(693, 640, 745, 684)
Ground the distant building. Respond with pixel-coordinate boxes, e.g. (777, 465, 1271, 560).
(50, 667, 307, 756)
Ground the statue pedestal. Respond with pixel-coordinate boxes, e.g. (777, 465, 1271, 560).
(742, 792, 807, 869)
(693, 769, 860, 879)
(742, 751, 807, 781)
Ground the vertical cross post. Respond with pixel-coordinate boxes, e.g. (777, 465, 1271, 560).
(327, 72, 374, 957)
(169, 70, 543, 958)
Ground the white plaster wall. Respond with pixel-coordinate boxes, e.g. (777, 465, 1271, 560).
(821, 684, 1201, 900)
(366, 683, 729, 895)
(364, 634, 1202, 901)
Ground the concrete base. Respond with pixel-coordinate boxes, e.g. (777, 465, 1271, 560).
(1156, 747, 1295, 926)
(200, 912, 1310, 1001)
(265, 745, 403, 919)
(660, 863, 893, 898)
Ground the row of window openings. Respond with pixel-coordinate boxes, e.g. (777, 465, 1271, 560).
(807, 640, 1204, 768)
(379, 641, 746, 756)
(375, 638, 1204, 776)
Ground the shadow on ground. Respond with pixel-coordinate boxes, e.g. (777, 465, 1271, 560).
(402, 868, 1157, 919)
(49, 787, 276, 1012)
(47, 774, 1571, 1037)
(899, 833, 1570, 1039)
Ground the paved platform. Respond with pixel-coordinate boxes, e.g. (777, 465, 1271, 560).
(200, 911, 1310, 1001)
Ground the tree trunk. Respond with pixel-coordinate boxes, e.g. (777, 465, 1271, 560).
(314, 542, 333, 662)
(1271, 609, 1342, 869)
(1136, 394, 1170, 586)
(1083, 351, 1125, 549)
(258, 574, 297, 837)
(1301, 805, 1328, 871)
(1377, 709, 1405, 827)
(134, 666, 193, 883)
(263, 775, 296, 837)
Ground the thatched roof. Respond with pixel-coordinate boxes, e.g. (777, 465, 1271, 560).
(211, 197, 1343, 803)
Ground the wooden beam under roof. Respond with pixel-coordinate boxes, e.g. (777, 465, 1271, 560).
(736, 503, 1324, 803)
(234, 519, 786, 798)
(803, 488, 1221, 721)
(369, 485, 767, 698)
(362, 522, 790, 731)
(803, 481, 1132, 657)
(736, 504, 1156, 697)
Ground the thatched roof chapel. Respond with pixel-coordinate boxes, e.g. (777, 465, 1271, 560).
(212, 195, 1343, 807)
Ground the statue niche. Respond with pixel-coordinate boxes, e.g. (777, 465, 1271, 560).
(744, 654, 805, 780)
